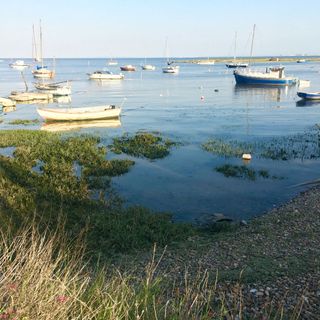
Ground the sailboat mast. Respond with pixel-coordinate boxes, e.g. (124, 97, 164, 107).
(233, 31, 237, 62)
(164, 37, 169, 64)
(248, 24, 256, 66)
(39, 20, 43, 68)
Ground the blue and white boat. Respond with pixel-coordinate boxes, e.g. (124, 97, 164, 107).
(297, 91, 320, 100)
(234, 67, 297, 86)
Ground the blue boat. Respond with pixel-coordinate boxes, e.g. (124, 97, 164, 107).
(234, 67, 297, 86)
(297, 91, 320, 100)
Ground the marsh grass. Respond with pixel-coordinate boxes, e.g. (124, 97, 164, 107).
(8, 119, 40, 125)
(110, 132, 176, 159)
(203, 126, 320, 161)
(0, 130, 192, 255)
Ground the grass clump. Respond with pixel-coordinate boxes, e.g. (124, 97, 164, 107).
(202, 138, 253, 158)
(110, 132, 176, 159)
(9, 119, 39, 125)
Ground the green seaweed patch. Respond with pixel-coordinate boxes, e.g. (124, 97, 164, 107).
(203, 126, 320, 161)
(9, 119, 40, 125)
(0, 130, 194, 255)
(202, 139, 253, 158)
(215, 164, 283, 181)
(83, 159, 135, 177)
(110, 132, 176, 159)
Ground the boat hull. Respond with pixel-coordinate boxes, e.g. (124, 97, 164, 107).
(234, 72, 296, 86)
(297, 91, 320, 100)
(37, 105, 121, 121)
(89, 73, 124, 80)
(162, 66, 179, 73)
(32, 69, 55, 79)
(34, 84, 71, 96)
(120, 66, 136, 71)
(226, 63, 248, 68)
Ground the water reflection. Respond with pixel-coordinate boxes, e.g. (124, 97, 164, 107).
(234, 84, 290, 102)
(41, 118, 121, 132)
(296, 99, 320, 107)
(53, 96, 72, 104)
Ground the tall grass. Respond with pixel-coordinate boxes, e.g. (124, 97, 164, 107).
(0, 225, 304, 320)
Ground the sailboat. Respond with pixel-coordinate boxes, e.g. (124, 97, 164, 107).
(107, 58, 118, 66)
(226, 32, 248, 68)
(141, 58, 156, 70)
(32, 21, 55, 79)
(162, 38, 179, 74)
(233, 25, 297, 86)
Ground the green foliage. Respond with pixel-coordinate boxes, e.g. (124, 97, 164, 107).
(203, 126, 320, 160)
(110, 132, 176, 159)
(9, 119, 40, 125)
(0, 130, 193, 255)
(216, 164, 257, 180)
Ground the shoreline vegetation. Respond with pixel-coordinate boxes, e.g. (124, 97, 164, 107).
(176, 56, 320, 64)
(0, 130, 319, 318)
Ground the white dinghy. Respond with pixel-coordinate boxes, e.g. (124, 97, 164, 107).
(37, 105, 121, 121)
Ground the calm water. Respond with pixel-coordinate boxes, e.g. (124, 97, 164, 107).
(1, 58, 320, 221)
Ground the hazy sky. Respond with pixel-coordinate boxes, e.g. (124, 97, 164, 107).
(2, 0, 320, 58)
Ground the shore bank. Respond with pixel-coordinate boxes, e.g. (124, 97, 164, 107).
(177, 56, 320, 64)
(115, 185, 320, 318)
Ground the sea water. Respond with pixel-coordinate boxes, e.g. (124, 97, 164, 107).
(1, 58, 320, 221)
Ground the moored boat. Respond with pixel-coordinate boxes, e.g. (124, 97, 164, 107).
(32, 66, 55, 79)
(234, 67, 297, 86)
(162, 65, 180, 73)
(37, 105, 121, 121)
(297, 59, 306, 63)
(9, 60, 30, 71)
(297, 91, 320, 100)
(226, 62, 248, 68)
(34, 81, 71, 96)
(120, 65, 136, 71)
(9, 91, 53, 102)
(88, 70, 124, 80)
(141, 64, 156, 70)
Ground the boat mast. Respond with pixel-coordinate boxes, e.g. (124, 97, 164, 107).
(39, 20, 43, 68)
(233, 31, 237, 62)
(164, 36, 169, 65)
(248, 24, 256, 66)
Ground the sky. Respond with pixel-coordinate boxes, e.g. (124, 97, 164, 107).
(1, 0, 320, 58)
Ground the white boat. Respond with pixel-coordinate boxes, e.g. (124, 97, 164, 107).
(88, 70, 124, 80)
(9, 91, 53, 102)
(107, 59, 118, 66)
(37, 105, 121, 121)
(141, 64, 156, 71)
(297, 59, 306, 63)
(162, 65, 180, 73)
(197, 59, 215, 65)
(9, 60, 30, 71)
(34, 81, 71, 96)
(162, 37, 179, 73)
(32, 21, 55, 79)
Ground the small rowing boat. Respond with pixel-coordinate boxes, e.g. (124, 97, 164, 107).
(297, 91, 320, 100)
(37, 105, 121, 121)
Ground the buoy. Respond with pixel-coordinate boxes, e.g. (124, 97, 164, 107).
(242, 153, 252, 160)
(200, 95, 205, 101)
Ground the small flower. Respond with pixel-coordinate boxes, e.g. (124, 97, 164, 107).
(56, 295, 69, 303)
(6, 283, 17, 291)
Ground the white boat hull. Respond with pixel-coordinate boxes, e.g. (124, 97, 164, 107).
(89, 73, 124, 80)
(141, 65, 156, 70)
(34, 84, 71, 96)
(37, 105, 121, 121)
(162, 66, 180, 73)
